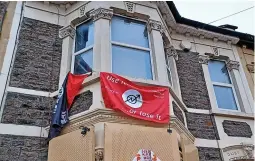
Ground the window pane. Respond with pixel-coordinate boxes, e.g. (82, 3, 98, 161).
(213, 85, 238, 110)
(74, 49, 93, 74)
(112, 45, 152, 79)
(111, 16, 149, 48)
(208, 60, 231, 84)
(75, 21, 94, 52)
(165, 54, 172, 85)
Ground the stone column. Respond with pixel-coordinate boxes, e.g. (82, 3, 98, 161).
(226, 60, 252, 113)
(58, 25, 75, 88)
(147, 19, 168, 84)
(90, 8, 113, 72)
(164, 44, 182, 98)
(95, 122, 104, 161)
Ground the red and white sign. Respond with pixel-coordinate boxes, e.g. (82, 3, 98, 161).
(100, 72, 170, 123)
(132, 149, 161, 161)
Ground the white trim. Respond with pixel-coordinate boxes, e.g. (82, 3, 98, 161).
(212, 82, 233, 88)
(211, 108, 254, 119)
(195, 138, 218, 148)
(208, 60, 241, 112)
(0, 2, 23, 121)
(73, 45, 94, 56)
(111, 41, 150, 51)
(0, 123, 47, 137)
(187, 108, 210, 114)
(7, 87, 50, 97)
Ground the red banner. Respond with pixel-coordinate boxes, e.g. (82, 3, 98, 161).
(100, 72, 170, 123)
(66, 72, 89, 109)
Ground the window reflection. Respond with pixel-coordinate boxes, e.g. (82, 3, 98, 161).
(208, 60, 231, 84)
(75, 21, 94, 52)
(213, 85, 238, 110)
(112, 45, 152, 79)
(74, 49, 93, 74)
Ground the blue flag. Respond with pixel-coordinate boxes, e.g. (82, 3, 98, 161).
(48, 72, 90, 141)
(48, 76, 69, 141)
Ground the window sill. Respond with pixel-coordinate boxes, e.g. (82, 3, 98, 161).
(81, 71, 171, 88)
(211, 108, 254, 119)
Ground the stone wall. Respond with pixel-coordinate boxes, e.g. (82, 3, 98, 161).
(176, 51, 211, 110)
(0, 2, 8, 34)
(69, 90, 93, 116)
(172, 101, 184, 124)
(9, 17, 62, 92)
(185, 112, 219, 140)
(198, 147, 223, 161)
(222, 120, 252, 138)
(1, 92, 54, 126)
(0, 134, 48, 161)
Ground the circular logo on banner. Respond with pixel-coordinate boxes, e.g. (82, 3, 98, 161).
(122, 89, 143, 108)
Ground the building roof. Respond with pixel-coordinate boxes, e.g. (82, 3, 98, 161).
(166, 1, 254, 49)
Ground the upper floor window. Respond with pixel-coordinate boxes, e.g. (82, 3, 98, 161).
(111, 16, 153, 79)
(73, 20, 94, 74)
(208, 60, 239, 110)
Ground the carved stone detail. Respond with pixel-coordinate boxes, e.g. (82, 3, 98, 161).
(59, 25, 75, 39)
(79, 5, 87, 18)
(124, 1, 135, 13)
(227, 60, 240, 71)
(241, 143, 254, 159)
(147, 19, 164, 34)
(90, 8, 113, 21)
(247, 64, 254, 73)
(95, 148, 104, 161)
(212, 47, 220, 56)
(198, 55, 210, 64)
(165, 45, 178, 60)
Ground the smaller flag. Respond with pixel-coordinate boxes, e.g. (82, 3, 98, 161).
(132, 149, 161, 161)
(48, 72, 90, 141)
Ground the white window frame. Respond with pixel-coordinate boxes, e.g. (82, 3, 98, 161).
(209, 59, 241, 112)
(110, 14, 155, 80)
(165, 55, 173, 86)
(71, 19, 94, 73)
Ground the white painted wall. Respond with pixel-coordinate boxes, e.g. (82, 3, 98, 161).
(215, 116, 254, 148)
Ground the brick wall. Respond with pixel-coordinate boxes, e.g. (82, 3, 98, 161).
(172, 101, 184, 124)
(176, 51, 211, 110)
(222, 120, 252, 138)
(185, 112, 219, 140)
(198, 147, 223, 161)
(1, 92, 54, 126)
(9, 17, 62, 92)
(69, 90, 93, 116)
(0, 134, 48, 161)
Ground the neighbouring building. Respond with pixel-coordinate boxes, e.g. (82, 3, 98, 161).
(236, 34, 254, 99)
(0, 1, 254, 161)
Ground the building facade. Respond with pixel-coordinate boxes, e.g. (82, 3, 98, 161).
(236, 41, 254, 99)
(0, 1, 254, 161)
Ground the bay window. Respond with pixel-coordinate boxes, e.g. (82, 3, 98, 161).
(73, 20, 94, 74)
(111, 16, 153, 79)
(208, 60, 240, 110)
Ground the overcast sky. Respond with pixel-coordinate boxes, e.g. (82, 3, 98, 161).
(174, 1, 254, 35)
